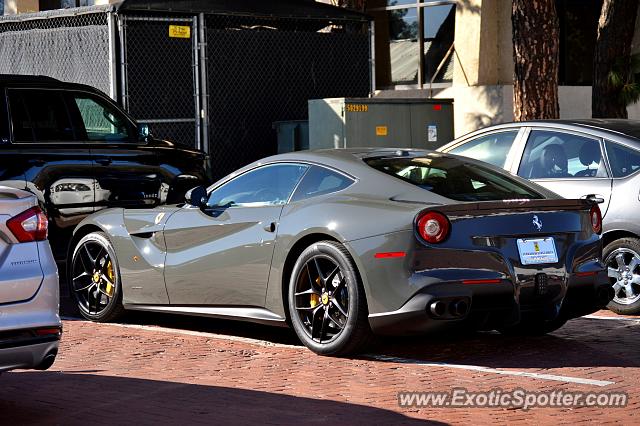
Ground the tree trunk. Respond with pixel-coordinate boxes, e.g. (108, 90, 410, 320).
(512, 0, 560, 121)
(592, 0, 639, 118)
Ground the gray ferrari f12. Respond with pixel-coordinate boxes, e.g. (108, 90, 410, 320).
(68, 149, 612, 355)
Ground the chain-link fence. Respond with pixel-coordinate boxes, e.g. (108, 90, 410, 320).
(0, 7, 111, 95)
(122, 15, 199, 149)
(204, 14, 370, 178)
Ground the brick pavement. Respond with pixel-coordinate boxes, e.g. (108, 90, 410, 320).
(1, 310, 638, 425)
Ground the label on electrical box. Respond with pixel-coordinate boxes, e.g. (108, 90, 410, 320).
(427, 124, 438, 142)
(169, 25, 191, 39)
(376, 126, 388, 136)
(345, 104, 368, 113)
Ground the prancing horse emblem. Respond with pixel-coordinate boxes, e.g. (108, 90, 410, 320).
(532, 215, 543, 231)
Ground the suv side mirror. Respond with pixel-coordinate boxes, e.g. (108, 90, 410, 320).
(138, 123, 151, 141)
(185, 185, 208, 208)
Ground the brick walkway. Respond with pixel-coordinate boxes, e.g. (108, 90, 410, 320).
(1, 310, 638, 425)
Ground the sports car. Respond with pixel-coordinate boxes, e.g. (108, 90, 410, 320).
(67, 149, 612, 355)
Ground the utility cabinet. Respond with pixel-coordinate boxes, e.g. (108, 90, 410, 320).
(309, 98, 454, 151)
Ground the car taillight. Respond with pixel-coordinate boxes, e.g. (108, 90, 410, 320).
(416, 211, 450, 244)
(589, 204, 602, 235)
(6, 206, 48, 242)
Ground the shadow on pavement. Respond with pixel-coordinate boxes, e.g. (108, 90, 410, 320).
(0, 371, 443, 425)
(62, 298, 640, 370)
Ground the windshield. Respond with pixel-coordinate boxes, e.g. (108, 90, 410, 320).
(365, 155, 544, 201)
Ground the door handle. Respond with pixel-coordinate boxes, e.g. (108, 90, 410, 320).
(96, 158, 112, 166)
(263, 222, 277, 232)
(581, 194, 605, 204)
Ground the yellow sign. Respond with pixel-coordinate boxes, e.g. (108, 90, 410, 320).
(376, 126, 388, 136)
(345, 104, 368, 113)
(169, 25, 191, 39)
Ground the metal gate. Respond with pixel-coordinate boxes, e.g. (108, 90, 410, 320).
(119, 14, 202, 150)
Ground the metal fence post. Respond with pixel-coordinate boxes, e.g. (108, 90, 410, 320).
(192, 15, 201, 151)
(117, 14, 128, 110)
(198, 12, 209, 155)
(107, 11, 118, 101)
(369, 19, 376, 97)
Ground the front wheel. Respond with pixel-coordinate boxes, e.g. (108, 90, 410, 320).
(70, 232, 125, 322)
(604, 238, 640, 315)
(288, 241, 372, 356)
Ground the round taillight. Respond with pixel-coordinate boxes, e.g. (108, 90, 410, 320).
(416, 211, 450, 244)
(590, 204, 602, 235)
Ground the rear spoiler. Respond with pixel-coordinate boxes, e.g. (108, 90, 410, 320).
(436, 198, 596, 215)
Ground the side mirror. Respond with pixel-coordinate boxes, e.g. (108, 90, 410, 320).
(138, 123, 151, 141)
(185, 185, 208, 208)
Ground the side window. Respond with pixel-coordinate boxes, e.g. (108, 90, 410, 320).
(68, 92, 136, 142)
(447, 130, 519, 168)
(605, 141, 640, 178)
(518, 130, 607, 179)
(8, 89, 74, 143)
(290, 166, 355, 202)
(207, 164, 308, 207)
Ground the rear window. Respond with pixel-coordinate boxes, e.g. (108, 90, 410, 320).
(605, 141, 640, 178)
(365, 155, 544, 201)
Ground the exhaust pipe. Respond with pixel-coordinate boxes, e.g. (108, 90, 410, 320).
(596, 285, 615, 306)
(429, 300, 447, 317)
(450, 299, 469, 317)
(35, 350, 57, 371)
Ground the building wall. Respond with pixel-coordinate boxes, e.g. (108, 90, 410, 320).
(371, 0, 640, 138)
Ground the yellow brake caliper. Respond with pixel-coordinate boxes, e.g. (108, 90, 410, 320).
(105, 261, 115, 297)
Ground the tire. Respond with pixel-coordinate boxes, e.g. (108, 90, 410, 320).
(288, 241, 372, 356)
(498, 316, 568, 336)
(70, 232, 125, 322)
(604, 238, 640, 315)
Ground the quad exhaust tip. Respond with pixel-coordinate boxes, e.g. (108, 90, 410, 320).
(429, 300, 447, 317)
(450, 299, 469, 317)
(429, 299, 470, 318)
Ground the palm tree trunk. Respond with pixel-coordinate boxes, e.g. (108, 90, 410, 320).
(512, 0, 560, 121)
(592, 0, 640, 118)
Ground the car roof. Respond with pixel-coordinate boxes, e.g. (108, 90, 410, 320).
(0, 74, 103, 93)
(453, 119, 640, 145)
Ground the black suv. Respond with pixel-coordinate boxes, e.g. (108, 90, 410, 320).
(0, 75, 210, 259)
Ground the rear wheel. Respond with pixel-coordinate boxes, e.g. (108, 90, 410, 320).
(70, 232, 125, 322)
(288, 241, 372, 356)
(604, 238, 640, 315)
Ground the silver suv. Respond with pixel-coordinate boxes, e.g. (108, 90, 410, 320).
(0, 186, 60, 372)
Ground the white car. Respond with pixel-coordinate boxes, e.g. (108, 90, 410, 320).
(0, 186, 61, 372)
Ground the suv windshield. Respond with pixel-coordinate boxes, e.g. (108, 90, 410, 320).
(365, 154, 544, 201)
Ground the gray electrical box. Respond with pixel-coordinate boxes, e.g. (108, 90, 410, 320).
(308, 97, 454, 151)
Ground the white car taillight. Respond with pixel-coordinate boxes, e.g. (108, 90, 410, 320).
(6, 206, 48, 242)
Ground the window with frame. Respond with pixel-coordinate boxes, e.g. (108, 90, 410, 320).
(448, 130, 520, 168)
(206, 164, 308, 208)
(517, 130, 607, 179)
(605, 141, 640, 178)
(68, 92, 136, 142)
(8, 89, 74, 143)
(290, 166, 355, 202)
(368, 0, 456, 89)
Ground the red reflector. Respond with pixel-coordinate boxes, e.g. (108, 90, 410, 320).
(462, 279, 502, 285)
(374, 251, 406, 259)
(35, 327, 61, 336)
(433, 104, 442, 111)
(576, 271, 598, 277)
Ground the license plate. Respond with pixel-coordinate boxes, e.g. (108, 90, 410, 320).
(517, 237, 558, 265)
